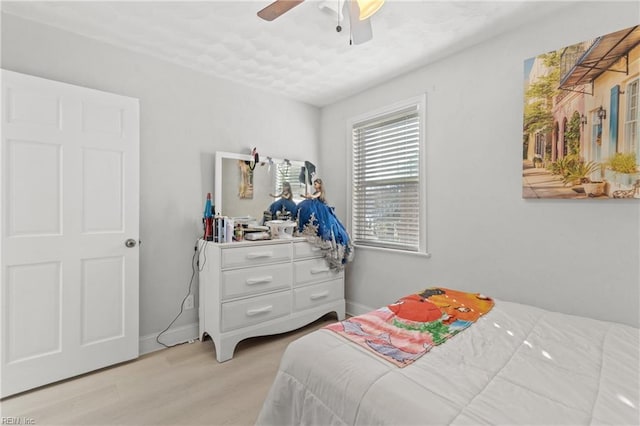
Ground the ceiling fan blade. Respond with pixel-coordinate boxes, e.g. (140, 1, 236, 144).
(257, 0, 305, 21)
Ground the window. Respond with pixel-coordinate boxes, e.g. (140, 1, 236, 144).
(624, 78, 639, 160)
(349, 95, 426, 253)
(275, 161, 305, 203)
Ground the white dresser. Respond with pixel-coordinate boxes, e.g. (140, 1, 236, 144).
(198, 237, 345, 362)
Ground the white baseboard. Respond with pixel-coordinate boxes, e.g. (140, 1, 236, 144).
(346, 300, 374, 317)
(139, 322, 200, 356)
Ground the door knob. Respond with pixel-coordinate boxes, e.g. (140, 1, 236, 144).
(125, 238, 137, 248)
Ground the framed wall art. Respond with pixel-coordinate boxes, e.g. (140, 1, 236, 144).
(522, 25, 639, 199)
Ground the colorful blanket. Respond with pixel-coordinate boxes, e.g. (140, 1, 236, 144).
(324, 287, 495, 367)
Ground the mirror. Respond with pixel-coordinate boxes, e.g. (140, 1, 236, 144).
(215, 151, 307, 223)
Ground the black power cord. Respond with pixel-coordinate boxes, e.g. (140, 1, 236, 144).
(155, 239, 208, 348)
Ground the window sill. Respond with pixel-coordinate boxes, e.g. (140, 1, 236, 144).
(353, 244, 432, 258)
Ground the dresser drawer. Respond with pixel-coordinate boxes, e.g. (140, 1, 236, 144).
(221, 291, 291, 332)
(293, 241, 323, 259)
(222, 263, 291, 300)
(294, 258, 343, 286)
(293, 279, 343, 312)
(221, 243, 292, 269)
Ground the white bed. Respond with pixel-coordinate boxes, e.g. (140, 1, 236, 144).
(257, 299, 640, 425)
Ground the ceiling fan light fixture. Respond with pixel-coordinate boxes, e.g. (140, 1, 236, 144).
(356, 0, 384, 20)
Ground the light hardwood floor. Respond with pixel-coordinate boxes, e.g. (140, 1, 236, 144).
(0, 314, 338, 425)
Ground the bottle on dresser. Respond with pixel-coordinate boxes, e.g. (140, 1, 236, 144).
(203, 193, 214, 241)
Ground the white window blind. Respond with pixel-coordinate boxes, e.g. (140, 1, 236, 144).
(275, 162, 305, 202)
(351, 104, 422, 252)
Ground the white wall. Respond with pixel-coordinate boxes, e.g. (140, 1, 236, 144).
(1, 14, 320, 351)
(321, 1, 640, 327)
(2, 1, 638, 351)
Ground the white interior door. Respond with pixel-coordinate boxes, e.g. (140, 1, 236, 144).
(1, 70, 140, 398)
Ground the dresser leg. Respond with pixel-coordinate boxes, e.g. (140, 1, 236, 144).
(336, 305, 346, 321)
(214, 336, 239, 362)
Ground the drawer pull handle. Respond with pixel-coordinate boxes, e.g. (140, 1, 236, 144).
(246, 252, 274, 259)
(310, 291, 330, 300)
(246, 305, 273, 316)
(246, 276, 273, 285)
(310, 267, 330, 274)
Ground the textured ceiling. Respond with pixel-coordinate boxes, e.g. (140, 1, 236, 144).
(1, 1, 569, 107)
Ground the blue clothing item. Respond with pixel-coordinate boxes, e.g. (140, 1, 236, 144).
(296, 199, 353, 270)
(269, 198, 298, 219)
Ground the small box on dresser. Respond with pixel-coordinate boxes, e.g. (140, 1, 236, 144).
(198, 237, 345, 362)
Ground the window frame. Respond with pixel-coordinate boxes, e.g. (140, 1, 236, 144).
(623, 78, 639, 160)
(346, 94, 428, 256)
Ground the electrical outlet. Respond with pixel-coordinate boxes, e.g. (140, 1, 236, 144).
(183, 294, 194, 310)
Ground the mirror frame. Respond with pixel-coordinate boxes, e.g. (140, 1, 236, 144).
(215, 151, 306, 221)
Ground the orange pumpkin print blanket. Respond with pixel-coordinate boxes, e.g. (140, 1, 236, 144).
(324, 287, 495, 367)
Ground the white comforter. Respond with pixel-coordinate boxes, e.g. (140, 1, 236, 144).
(257, 300, 639, 425)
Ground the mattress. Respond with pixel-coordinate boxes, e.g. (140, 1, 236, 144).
(256, 300, 640, 425)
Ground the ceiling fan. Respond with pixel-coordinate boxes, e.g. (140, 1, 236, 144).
(257, 0, 385, 45)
